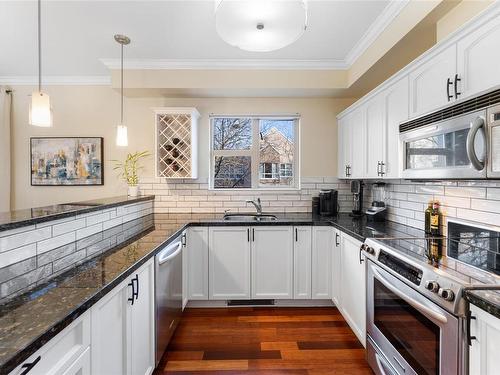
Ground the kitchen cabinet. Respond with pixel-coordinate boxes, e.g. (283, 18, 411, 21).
(209, 227, 251, 299)
(10, 312, 90, 375)
(364, 94, 385, 178)
(251, 226, 293, 299)
(340, 233, 366, 346)
(293, 226, 312, 299)
(331, 229, 342, 306)
(409, 45, 457, 117)
(337, 116, 350, 178)
(186, 227, 209, 300)
(350, 109, 365, 179)
(457, 14, 500, 100)
(91, 259, 155, 375)
(469, 304, 500, 375)
(311, 227, 334, 299)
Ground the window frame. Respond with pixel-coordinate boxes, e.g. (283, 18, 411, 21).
(209, 115, 300, 191)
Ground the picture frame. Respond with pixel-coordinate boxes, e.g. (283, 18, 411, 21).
(30, 137, 104, 186)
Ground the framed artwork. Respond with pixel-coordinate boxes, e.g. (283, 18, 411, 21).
(30, 137, 104, 186)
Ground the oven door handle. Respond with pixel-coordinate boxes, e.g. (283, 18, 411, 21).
(374, 352, 391, 375)
(373, 268, 448, 324)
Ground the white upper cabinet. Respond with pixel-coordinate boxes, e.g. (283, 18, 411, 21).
(457, 13, 500, 100)
(364, 95, 385, 178)
(383, 76, 409, 178)
(251, 226, 293, 299)
(409, 44, 457, 118)
(350, 109, 365, 179)
(338, 115, 352, 178)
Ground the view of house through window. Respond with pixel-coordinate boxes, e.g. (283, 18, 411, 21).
(211, 117, 298, 189)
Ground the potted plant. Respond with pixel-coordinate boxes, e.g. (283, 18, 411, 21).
(112, 151, 150, 197)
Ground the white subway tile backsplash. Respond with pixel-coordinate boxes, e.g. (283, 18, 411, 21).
(0, 227, 52, 253)
(445, 186, 487, 198)
(52, 218, 86, 236)
(76, 223, 103, 240)
(37, 232, 76, 254)
(0, 244, 37, 268)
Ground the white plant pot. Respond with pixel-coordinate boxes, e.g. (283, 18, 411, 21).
(128, 185, 139, 197)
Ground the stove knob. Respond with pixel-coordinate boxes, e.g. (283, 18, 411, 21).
(425, 280, 440, 293)
(367, 246, 375, 255)
(438, 288, 455, 302)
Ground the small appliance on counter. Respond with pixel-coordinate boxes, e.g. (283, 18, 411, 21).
(318, 189, 338, 216)
(366, 183, 387, 222)
(350, 180, 364, 217)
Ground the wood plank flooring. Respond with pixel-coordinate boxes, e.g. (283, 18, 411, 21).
(155, 307, 373, 374)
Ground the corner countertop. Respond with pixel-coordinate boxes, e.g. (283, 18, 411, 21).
(464, 289, 500, 319)
(0, 195, 155, 232)
(0, 211, 471, 374)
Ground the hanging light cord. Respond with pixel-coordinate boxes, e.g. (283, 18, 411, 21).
(38, 0, 42, 93)
(120, 42, 124, 125)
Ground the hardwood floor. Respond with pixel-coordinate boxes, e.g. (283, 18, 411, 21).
(155, 307, 373, 374)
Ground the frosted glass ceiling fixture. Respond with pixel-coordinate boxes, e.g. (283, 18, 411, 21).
(29, 0, 52, 127)
(215, 0, 308, 52)
(114, 34, 130, 147)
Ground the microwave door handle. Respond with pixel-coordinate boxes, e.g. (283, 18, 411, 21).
(466, 116, 486, 171)
(372, 268, 448, 324)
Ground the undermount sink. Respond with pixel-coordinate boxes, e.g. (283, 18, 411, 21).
(223, 213, 278, 222)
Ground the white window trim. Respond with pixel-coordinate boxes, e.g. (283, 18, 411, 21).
(209, 116, 301, 191)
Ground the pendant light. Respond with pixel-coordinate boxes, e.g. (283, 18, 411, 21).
(115, 34, 130, 147)
(29, 0, 52, 127)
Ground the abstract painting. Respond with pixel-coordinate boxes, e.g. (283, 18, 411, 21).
(31, 137, 104, 186)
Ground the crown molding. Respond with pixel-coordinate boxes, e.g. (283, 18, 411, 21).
(343, 0, 409, 66)
(0, 76, 111, 85)
(99, 58, 349, 71)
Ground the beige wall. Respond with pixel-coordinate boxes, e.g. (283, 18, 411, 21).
(9, 85, 354, 209)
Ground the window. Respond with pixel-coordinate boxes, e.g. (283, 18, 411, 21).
(210, 116, 299, 189)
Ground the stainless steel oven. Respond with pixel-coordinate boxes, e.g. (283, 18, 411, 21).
(367, 262, 460, 375)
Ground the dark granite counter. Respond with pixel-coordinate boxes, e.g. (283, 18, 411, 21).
(465, 289, 500, 319)
(0, 195, 155, 232)
(0, 211, 495, 373)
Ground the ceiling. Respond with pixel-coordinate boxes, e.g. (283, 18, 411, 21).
(0, 0, 402, 82)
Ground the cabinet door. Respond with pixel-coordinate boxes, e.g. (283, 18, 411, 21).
(294, 226, 312, 299)
(409, 45, 457, 117)
(311, 227, 333, 299)
(130, 260, 155, 375)
(61, 348, 90, 375)
(457, 14, 500, 100)
(187, 227, 209, 300)
(331, 229, 342, 306)
(252, 226, 293, 299)
(209, 227, 251, 299)
(384, 76, 409, 178)
(338, 116, 349, 178)
(350, 109, 365, 179)
(364, 95, 385, 178)
(469, 304, 500, 375)
(91, 279, 129, 375)
(340, 233, 366, 346)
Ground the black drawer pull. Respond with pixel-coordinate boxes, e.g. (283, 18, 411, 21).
(128, 278, 135, 305)
(20, 356, 41, 375)
(467, 311, 477, 346)
(134, 274, 139, 300)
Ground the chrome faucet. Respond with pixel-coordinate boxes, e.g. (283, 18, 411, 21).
(246, 198, 262, 215)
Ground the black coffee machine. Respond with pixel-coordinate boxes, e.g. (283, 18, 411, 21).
(319, 189, 338, 216)
(350, 180, 364, 217)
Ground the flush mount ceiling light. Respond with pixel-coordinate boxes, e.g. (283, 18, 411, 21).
(215, 0, 308, 52)
(29, 0, 52, 127)
(115, 34, 130, 147)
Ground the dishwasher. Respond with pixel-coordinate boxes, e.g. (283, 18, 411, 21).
(155, 233, 184, 365)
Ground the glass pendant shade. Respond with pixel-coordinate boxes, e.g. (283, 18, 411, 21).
(116, 124, 128, 147)
(215, 0, 307, 52)
(29, 91, 52, 127)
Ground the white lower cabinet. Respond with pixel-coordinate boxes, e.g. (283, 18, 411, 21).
(293, 226, 312, 299)
(252, 226, 293, 299)
(311, 227, 334, 299)
(469, 304, 500, 375)
(10, 311, 90, 375)
(340, 233, 366, 346)
(209, 226, 251, 299)
(91, 259, 155, 375)
(186, 227, 209, 300)
(331, 229, 342, 306)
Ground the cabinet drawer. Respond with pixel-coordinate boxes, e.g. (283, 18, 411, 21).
(10, 312, 90, 375)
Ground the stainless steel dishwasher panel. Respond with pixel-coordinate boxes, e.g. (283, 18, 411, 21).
(155, 238, 183, 366)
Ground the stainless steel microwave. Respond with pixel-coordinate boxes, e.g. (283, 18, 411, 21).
(400, 103, 500, 179)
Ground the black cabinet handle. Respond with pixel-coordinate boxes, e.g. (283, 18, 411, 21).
(252, 228, 255, 242)
(20, 356, 41, 375)
(128, 278, 135, 305)
(454, 73, 461, 99)
(181, 233, 187, 247)
(345, 165, 348, 177)
(247, 228, 250, 242)
(295, 228, 298, 242)
(447, 77, 454, 101)
(380, 161, 385, 176)
(359, 245, 365, 264)
(467, 310, 477, 346)
(133, 274, 139, 300)
(335, 233, 340, 247)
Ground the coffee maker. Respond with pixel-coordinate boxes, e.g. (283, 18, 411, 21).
(350, 180, 364, 217)
(319, 189, 338, 216)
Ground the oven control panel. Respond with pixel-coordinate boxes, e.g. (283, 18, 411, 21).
(378, 250, 423, 285)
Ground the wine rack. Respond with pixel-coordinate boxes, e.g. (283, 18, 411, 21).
(154, 107, 199, 179)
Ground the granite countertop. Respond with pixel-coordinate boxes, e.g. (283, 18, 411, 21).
(0, 211, 495, 373)
(0, 195, 155, 232)
(464, 289, 500, 319)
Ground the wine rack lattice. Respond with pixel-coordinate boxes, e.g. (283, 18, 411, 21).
(157, 113, 193, 178)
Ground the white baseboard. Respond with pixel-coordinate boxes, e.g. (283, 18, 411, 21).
(186, 299, 336, 308)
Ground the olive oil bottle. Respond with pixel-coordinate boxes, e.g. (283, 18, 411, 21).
(429, 202, 442, 266)
(424, 201, 433, 234)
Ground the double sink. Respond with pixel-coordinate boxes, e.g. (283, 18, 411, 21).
(223, 213, 278, 222)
